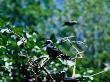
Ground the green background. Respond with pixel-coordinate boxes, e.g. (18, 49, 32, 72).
(0, 0, 110, 81)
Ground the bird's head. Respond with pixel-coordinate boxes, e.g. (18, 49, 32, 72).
(45, 40, 53, 45)
(44, 40, 54, 48)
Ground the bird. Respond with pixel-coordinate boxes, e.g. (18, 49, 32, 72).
(63, 20, 78, 26)
(44, 40, 71, 60)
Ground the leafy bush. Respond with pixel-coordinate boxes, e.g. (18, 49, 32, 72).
(0, 0, 110, 82)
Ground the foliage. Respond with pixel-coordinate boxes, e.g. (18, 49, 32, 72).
(0, 0, 110, 82)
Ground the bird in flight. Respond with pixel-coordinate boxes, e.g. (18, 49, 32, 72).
(63, 20, 78, 26)
(44, 40, 71, 60)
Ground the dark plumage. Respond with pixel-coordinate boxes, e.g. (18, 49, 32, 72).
(44, 40, 71, 60)
(63, 20, 78, 26)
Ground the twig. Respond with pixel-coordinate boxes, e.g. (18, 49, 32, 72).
(90, 70, 107, 77)
(62, 36, 76, 40)
(63, 37, 84, 78)
(39, 65, 54, 80)
(8, 28, 21, 38)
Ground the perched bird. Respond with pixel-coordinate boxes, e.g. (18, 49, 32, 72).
(63, 20, 78, 26)
(44, 40, 71, 60)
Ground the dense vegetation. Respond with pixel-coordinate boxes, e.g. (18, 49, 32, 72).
(0, 0, 110, 82)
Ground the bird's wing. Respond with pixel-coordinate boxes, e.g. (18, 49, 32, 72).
(52, 48, 70, 60)
(52, 48, 63, 54)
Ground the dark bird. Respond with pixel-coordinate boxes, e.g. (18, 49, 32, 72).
(63, 20, 78, 26)
(44, 40, 71, 60)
